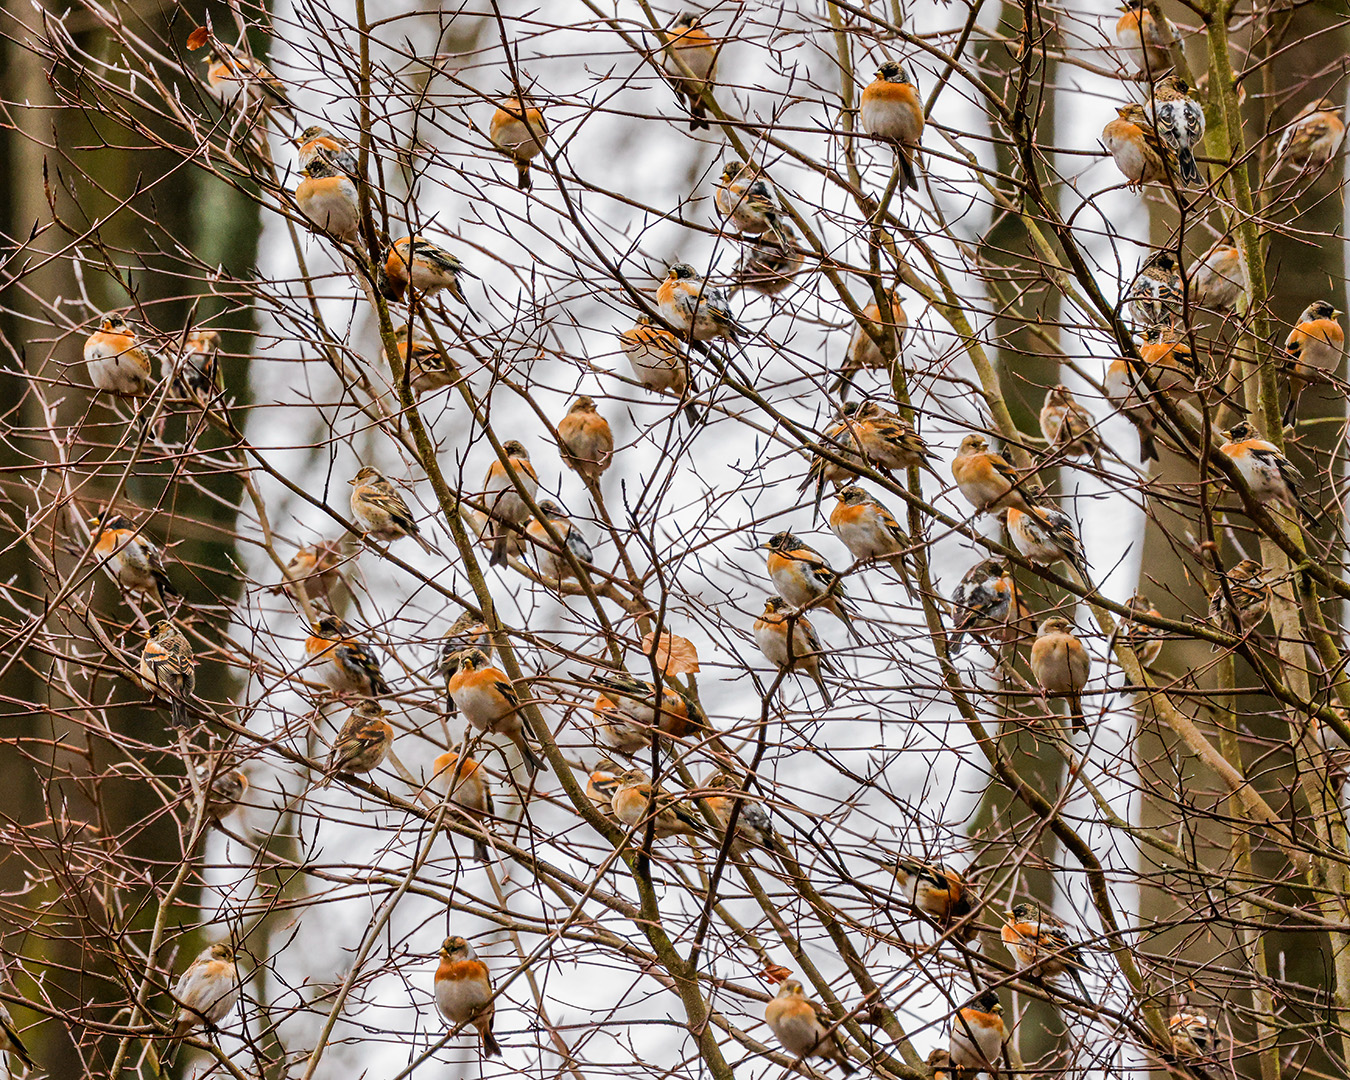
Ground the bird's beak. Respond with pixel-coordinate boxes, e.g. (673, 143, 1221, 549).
(347, 477, 358, 486)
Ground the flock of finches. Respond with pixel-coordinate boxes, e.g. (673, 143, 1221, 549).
(42, 2, 1348, 1076)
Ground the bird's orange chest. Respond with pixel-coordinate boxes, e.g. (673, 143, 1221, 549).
(864, 80, 920, 109)
(95, 529, 133, 557)
(437, 958, 485, 984)
(830, 503, 869, 529)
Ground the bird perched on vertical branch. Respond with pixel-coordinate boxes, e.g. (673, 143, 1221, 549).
(1150, 75, 1205, 186)
(834, 290, 908, 398)
(859, 61, 924, 192)
(163, 328, 223, 404)
(348, 466, 438, 554)
(377, 236, 477, 312)
(434, 936, 501, 1057)
(557, 395, 614, 481)
(1113, 0, 1175, 75)
(1029, 617, 1091, 732)
(84, 313, 155, 397)
(446, 649, 547, 774)
(611, 768, 703, 839)
(661, 12, 718, 130)
(1283, 301, 1344, 425)
(754, 596, 836, 706)
(490, 94, 548, 189)
(140, 621, 197, 728)
(764, 980, 856, 1074)
(481, 440, 540, 567)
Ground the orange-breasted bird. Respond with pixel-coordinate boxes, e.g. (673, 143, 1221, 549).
(657, 263, 742, 343)
(662, 12, 718, 130)
(764, 980, 856, 1074)
(1219, 421, 1321, 524)
(714, 161, 784, 238)
(948, 558, 1028, 655)
(434, 936, 501, 1057)
(1125, 251, 1184, 328)
(1029, 617, 1091, 732)
(303, 616, 390, 698)
(557, 395, 614, 481)
(804, 401, 939, 510)
(140, 621, 196, 728)
(91, 511, 178, 610)
(1121, 593, 1166, 668)
(834, 290, 908, 398)
(829, 486, 915, 596)
(1039, 385, 1101, 467)
(761, 532, 863, 642)
(166, 942, 240, 1060)
(1207, 558, 1270, 644)
(203, 41, 293, 115)
(295, 125, 358, 175)
(1192, 234, 1246, 313)
(948, 989, 1005, 1073)
(700, 772, 779, 854)
(893, 857, 975, 940)
(754, 596, 835, 707)
(432, 750, 494, 861)
(446, 649, 547, 774)
(295, 158, 360, 243)
(572, 670, 704, 755)
(1284, 300, 1344, 425)
(611, 768, 702, 839)
(162, 328, 222, 403)
(951, 434, 1035, 515)
(1169, 1010, 1220, 1058)
(617, 316, 701, 424)
(1005, 502, 1090, 582)
(490, 95, 548, 189)
(85, 312, 155, 396)
(1269, 99, 1346, 179)
(1102, 103, 1171, 189)
(524, 500, 594, 583)
(859, 61, 924, 191)
(1113, 0, 1175, 75)
(1001, 902, 1091, 996)
(377, 236, 476, 311)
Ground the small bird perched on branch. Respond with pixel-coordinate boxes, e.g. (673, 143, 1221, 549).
(349, 466, 437, 554)
(661, 12, 718, 130)
(140, 621, 197, 728)
(490, 95, 548, 190)
(764, 979, 856, 1074)
(860, 61, 924, 191)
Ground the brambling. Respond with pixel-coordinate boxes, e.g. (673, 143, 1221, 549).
(764, 980, 855, 1075)
(806, 401, 939, 507)
(203, 42, 293, 115)
(1284, 300, 1344, 425)
(1133, 321, 1200, 393)
(490, 95, 548, 190)
(348, 465, 437, 554)
(1113, 0, 1175, 74)
(829, 485, 914, 593)
(586, 758, 623, 815)
(714, 161, 784, 239)
(1150, 75, 1205, 186)
(1169, 1010, 1219, 1058)
(1001, 903, 1091, 996)
(273, 540, 343, 602)
(755, 596, 836, 707)
(572, 670, 704, 754)
(481, 439, 540, 567)
(304, 616, 390, 698)
(859, 61, 924, 192)
(140, 621, 196, 728)
(732, 229, 805, 297)
(1102, 103, 1172, 188)
(948, 558, 1028, 655)
(761, 532, 863, 639)
(948, 989, 1005, 1073)
(951, 433, 1035, 515)
(163, 328, 222, 402)
(385, 324, 455, 395)
(432, 750, 493, 861)
(612, 768, 702, 840)
(893, 857, 975, 940)
(1039, 385, 1101, 466)
(295, 125, 358, 175)
(438, 611, 493, 692)
(835, 291, 908, 397)
(557, 395, 614, 481)
(295, 158, 361, 244)
(1270, 99, 1346, 179)
(167, 943, 240, 1057)
(925, 1048, 953, 1080)
(198, 764, 249, 821)
(1207, 558, 1270, 641)
(617, 316, 701, 424)
(91, 511, 178, 610)
(1219, 421, 1321, 523)
(524, 500, 594, 582)
(657, 262, 743, 343)
(1121, 593, 1166, 668)
(1029, 617, 1090, 732)
(700, 772, 779, 853)
(1126, 251, 1184, 328)
(662, 12, 718, 130)
(1192, 234, 1246, 313)
(1005, 502, 1090, 582)
(434, 936, 501, 1057)
(322, 700, 393, 785)
(84, 312, 154, 396)
(377, 236, 476, 310)
(446, 649, 547, 774)
(0, 1000, 33, 1071)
